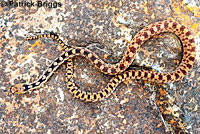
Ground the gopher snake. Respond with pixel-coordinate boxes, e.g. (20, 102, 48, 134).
(8, 20, 195, 102)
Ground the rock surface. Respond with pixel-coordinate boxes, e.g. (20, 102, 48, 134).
(0, 0, 199, 133)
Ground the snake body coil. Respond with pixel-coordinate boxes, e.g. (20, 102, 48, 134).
(8, 20, 195, 103)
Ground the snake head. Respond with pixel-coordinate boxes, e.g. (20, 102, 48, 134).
(7, 84, 25, 95)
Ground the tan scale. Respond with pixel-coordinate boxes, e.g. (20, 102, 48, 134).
(48, 68, 53, 72)
(53, 62, 58, 66)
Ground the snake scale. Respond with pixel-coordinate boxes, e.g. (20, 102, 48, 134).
(8, 20, 195, 102)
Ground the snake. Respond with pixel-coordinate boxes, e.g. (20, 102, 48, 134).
(8, 20, 195, 103)
(8, 20, 195, 134)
